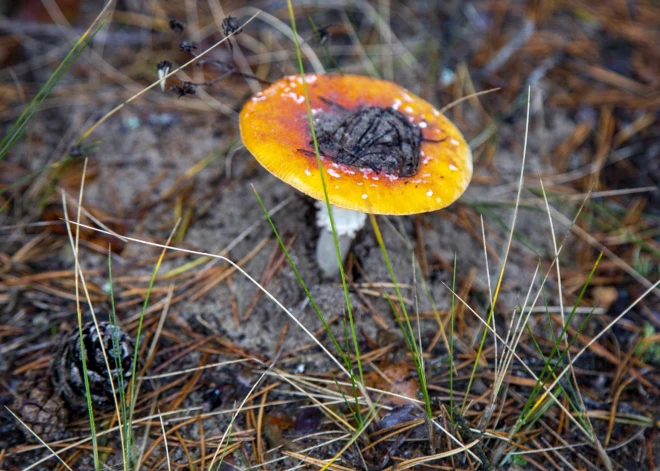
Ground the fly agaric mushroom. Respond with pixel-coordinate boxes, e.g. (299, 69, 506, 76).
(240, 74, 472, 277)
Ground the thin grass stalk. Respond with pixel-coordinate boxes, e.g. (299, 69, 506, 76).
(60, 167, 100, 470)
(76, 12, 260, 145)
(61, 161, 131, 471)
(214, 418, 234, 471)
(524, 306, 597, 430)
(285, 0, 365, 423)
(157, 410, 171, 471)
(0, 6, 110, 159)
(522, 322, 581, 430)
(126, 222, 179, 465)
(540, 179, 602, 447)
(461, 88, 532, 414)
(369, 214, 432, 418)
(342, 315, 365, 424)
(537, 289, 582, 408)
(107, 250, 129, 467)
(517, 253, 603, 431)
(450, 255, 456, 424)
(253, 189, 363, 413)
(412, 253, 431, 421)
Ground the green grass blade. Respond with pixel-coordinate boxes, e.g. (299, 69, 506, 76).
(253, 188, 364, 424)
(76, 320, 100, 470)
(107, 251, 130, 468)
(450, 255, 457, 424)
(285, 0, 365, 398)
(370, 214, 432, 418)
(518, 252, 603, 429)
(0, 14, 109, 160)
(125, 227, 177, 465)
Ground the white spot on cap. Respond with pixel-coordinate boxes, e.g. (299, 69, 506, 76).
(362, 194, 368, 199)
(426, 190, 433, 197)
(432, 108, 440, 116)
(370, 183, 377, 187)
(404, 106, 414, 113)
(392, 99, 402, 110)
(328, 169, 341, 178)
(286, 92, 305, 104)
(357, 181, 363, 185)
(306, 74, 317, 83)
(450, 138, 460, 146)
(436, 197, 442, 203)
(449, 164, 458, 171)
(402, 93, 413, 102)
(304, 168, 312, 176)
(418, 121, 427, 128)
(251, 94, 266, 102)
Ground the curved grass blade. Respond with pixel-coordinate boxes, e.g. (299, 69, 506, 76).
(0, 4, 112, 160)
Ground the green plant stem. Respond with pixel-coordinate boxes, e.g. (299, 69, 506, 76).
(285, 0, 364, 423)
(0, 14, 109, 160)
(370, 214, 432, 418)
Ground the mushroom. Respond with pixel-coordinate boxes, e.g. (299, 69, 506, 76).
(240, 73, 472, 278)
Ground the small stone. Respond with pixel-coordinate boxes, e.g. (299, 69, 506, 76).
(592, 286, 618, 312)
(295, 406, 322, 435)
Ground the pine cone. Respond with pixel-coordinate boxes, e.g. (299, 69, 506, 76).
(51, 321, 135, 412)
(13, 374, 68, 442)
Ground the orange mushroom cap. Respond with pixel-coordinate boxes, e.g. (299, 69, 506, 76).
(239, 74, 472, 215)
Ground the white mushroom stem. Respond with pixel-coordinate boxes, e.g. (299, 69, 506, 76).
(315, 201, 367, 279)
